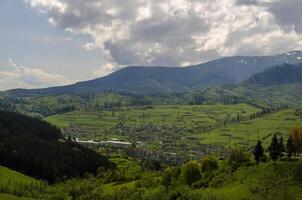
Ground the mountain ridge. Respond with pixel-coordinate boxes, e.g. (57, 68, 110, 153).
(3, 51, 302, 97)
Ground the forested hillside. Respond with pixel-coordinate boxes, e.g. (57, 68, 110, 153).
(245, 63, 302, 85)
(0, 110, 114, 183)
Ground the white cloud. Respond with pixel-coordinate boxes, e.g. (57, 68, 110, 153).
(0, 59, 74, 90)
(93, 62, 121, 77)
(23, 0, 302, 72)
(24, 0, 67, 13)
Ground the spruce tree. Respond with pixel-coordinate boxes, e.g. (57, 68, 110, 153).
(286, 135, 295, 160)
(278, 136, 285, 159)
(268, 134, 279, 161)
(253, 140, 264, 163)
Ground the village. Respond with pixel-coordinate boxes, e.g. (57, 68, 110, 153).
(62, 124, 228, 165)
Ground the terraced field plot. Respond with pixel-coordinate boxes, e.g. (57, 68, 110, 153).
(45, 104, 261, 131)
(199, 109, 302, 148)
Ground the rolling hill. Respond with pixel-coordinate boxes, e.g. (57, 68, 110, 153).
(4, 51, 302, 97)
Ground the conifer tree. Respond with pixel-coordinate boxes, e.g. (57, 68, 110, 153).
(268, 134, 279, 161)
(286, 135, 295, 160)
(278, 136, 285, 159)
(253, 140, 264, 163)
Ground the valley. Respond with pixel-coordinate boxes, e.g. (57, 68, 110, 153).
(3, 1, 302, 198)
(1, 56, 302, 200)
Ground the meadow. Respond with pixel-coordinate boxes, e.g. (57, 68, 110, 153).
(199, 109, 302, 148)
(45, 103, 261, 131)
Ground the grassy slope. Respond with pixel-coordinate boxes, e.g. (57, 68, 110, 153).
(0, 166, 37, 186)
(205, 161, 302, 199)
(0, 194, 31, 200)
(233, 83, 302, 107)
(91, 161, 302, 200)
(0, 166, 37, 199)
(199, 109, 302, 148)
(1, 157, 302, 199)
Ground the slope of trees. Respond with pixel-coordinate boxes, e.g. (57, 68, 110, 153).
(0, 110, 114, 183)
(244, 63, 302, 86)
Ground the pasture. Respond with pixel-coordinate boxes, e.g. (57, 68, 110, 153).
(45, 103, 260, 131)
(199, 109, 302, 148)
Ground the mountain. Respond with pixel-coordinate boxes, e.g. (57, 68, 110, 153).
(4, 51, 302, 97)
(244, 63, 302, 85)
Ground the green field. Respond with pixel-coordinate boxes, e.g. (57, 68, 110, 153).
(44, 104, 302, 148)
(45, 103, 261, 130)
(199, 109, 302, 148)
(0, 194, 30, 200)
(0, 166, 37, 186)
(0, 166, 38, 200)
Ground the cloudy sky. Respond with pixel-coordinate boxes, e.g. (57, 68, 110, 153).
(0, 0, 302, 90)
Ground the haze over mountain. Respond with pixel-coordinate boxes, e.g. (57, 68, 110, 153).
(4, 51, 302, 97)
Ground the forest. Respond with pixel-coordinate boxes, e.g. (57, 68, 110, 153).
(0, 110, 114, 183)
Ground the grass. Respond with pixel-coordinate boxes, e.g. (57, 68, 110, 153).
(0, 166, 37, 186)
(0, 193, 31, 200)
(45, 103, 261, 131)
(0, 166, 38, 200)
(199, 109, 302, 148)
(196, 161, 302, 200)
(45, 104, 302, 149)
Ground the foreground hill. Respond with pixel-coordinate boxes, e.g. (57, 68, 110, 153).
(2, 158, 302, 200)
(0, 110, 114, 183)
(4, 51, 302, 97)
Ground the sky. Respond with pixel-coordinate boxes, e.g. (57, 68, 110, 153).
(0, 0, 302, 90)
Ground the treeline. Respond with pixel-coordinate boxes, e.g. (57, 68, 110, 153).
(0, 110, 114, 183)
(253, 125, 302, 163)
(30, 105, 76, 117)
(0, 109, 61, 140)
(0, 97, 18, 112)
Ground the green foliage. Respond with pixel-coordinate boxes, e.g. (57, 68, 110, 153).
(168, 185, 203, 200)
(253, 140, 264, 162)
(255, 163, 296, 200)
(268, 135, 281, 161)
(278, 136, 285, 159)
(161, 166, 182, 190)
(0, 110, 114, 183)
(200, 156, 218, 173)
(2, 158, 302, 199)
(180, 161, 202, 186)
(229, 149, 250, 170)
(110, 157, 143, 181)
(286, 135, 295, 160)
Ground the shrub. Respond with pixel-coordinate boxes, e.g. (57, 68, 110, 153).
(229, 149, 250, 170)
(201, 156, 218, 173)
(180, 161, 202, 186)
